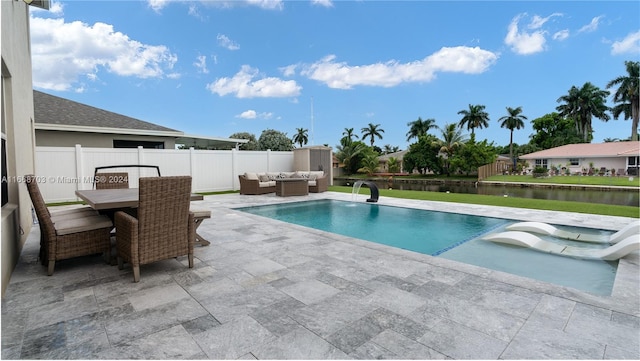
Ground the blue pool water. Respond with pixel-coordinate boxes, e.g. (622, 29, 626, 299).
(239, 199, 617, 295)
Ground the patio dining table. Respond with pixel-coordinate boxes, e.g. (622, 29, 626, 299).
(75, 188, 210, 246)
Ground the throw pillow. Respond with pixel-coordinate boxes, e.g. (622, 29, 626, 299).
(258, 174, 270, 182)
(245, 172, 259, 180)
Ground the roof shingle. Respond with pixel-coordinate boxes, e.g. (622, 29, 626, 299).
(520, 141, 640, 159)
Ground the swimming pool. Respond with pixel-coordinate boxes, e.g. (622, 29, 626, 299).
(239, 199, 618, 295)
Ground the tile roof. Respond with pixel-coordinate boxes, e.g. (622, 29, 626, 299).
(33, 90, 179, 132)
(520, 141, 640, 159)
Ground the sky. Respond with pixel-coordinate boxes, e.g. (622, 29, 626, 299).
(29, 0, 640, 150)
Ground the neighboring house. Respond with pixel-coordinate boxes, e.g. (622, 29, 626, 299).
(1, 0, 49, 297)
(519, 141, 640, 176)
(34, 90, 247, 150)
(378, 150, 408, 173)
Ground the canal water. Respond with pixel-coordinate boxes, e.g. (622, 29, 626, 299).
(335, 179, 639, 207)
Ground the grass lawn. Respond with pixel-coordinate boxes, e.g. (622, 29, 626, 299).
(483, 174, 640, 187)
(329, 185, 639, 219)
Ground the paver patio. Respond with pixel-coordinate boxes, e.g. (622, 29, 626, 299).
(2, 191, 639, 359)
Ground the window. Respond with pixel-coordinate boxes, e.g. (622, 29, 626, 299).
(534, 159, 548, 169)
(629, 156, 638, 166)
(569, 158, 579, 166)
(113, 140, 165, 149)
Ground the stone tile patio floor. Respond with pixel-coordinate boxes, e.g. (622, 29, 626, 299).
(2, 191, 639, 359)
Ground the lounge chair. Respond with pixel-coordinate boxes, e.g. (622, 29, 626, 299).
(115, 176, 195, 282)
(483, 231, 639, 261)
(506, 221, 640, 244)
(25, 175, 113, 275)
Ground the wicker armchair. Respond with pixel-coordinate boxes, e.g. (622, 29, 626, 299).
(309, 174, 328, 193)
(115, 176, 195, 282)
(238, 174, 275, 195)
(95, 172, 129, 189)
(25, 175, 113, 275)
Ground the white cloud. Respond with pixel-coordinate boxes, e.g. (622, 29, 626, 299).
(279, 64, 297, 77)
(553, 29, 570, 41)
(30, 17, 178, 91)
(245, 0, 284, 10)
(217, 34, 240, 50)
(238, 110, 257, 119)
(312, 0, 334, 8)
(147, 0, 170, 12)
(194, 55, 209, 74)
(207, 65, 302, 98)
(504, 14, 547, 55)
(611, 30, 640, 55)
(298, 47, 497, 90)
(236, 110, 274, 119)
(578, 16, 603, 33)
(529, 13, 562, 29)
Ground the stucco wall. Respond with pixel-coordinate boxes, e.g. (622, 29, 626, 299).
(1, 0, 37, 297)
(36, 130, 177, 148)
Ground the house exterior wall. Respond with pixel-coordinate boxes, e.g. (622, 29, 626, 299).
(523, 157, 631, 175)
(1, 0, 37, 297)
(35, 130, 177, 148)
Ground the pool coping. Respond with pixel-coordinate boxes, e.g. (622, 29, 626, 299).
(229, 191, 640, 317)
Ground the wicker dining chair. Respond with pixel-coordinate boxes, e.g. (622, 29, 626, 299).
(25, 175, 113, 275)
(115, 176, 195, 282)
(94, 172, 129, 189)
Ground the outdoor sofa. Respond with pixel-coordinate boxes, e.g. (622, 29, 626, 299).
(239, 171, 328, 195)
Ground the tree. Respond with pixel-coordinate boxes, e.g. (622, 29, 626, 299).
(335, 139, 368, 175)
(358, 154, 380, 176)
(257, 129, 294, 151)
(556, 82, 610, 142)
(457, 104, 490, 135)
(529, 113, 582, 149)
(229, 132, 258, 150)
(607, 60, 639, 141)
(406, 117, 437, 142)
(292, 127, 308, 147)
(387, 157, 400, 173)
(436, 123, 467, 176)
(498, 106, 527, 167)
(403, 134, 443, 175)
(382, 144, 400, 154)
(361, 123, 385, 147)
(341, 127, 359, 145)
(449, 134, 497, 176)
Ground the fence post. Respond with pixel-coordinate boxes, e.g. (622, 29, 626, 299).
(267, 149, 272, 172)
(74, 144, 84, 190)
(232, 148, 238, 191)
(189, 147, 196, 179)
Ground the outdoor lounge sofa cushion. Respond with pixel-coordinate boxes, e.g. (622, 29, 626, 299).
(239, 171, 328, 194)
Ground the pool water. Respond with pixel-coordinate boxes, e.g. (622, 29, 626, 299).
(239, 199, 617, 295)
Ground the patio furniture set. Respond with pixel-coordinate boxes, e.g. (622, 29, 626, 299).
(238, 171, 328, 196)
(24, 165, 212, 282)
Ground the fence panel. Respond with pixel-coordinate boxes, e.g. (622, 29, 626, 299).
(35, 146, 296, 203)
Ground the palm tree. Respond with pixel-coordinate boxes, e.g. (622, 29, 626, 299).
(607, 60, 639, 141)
(382, 144, 400, 154)
(457, 104, 490, 135)
(406, 117, 437, 142)
(437, 123, 467, 175)
(361, 123, 385, 147)
(498, 106, 527, 167)
(292, 127, 308, 147)
(341, 127, 359, 145)
(556, 82, 610, 143)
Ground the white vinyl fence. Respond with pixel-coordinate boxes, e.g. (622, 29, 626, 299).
(35, 145, 295, 203)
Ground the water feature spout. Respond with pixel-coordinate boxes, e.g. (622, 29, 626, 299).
(352, 180, 379, 203)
